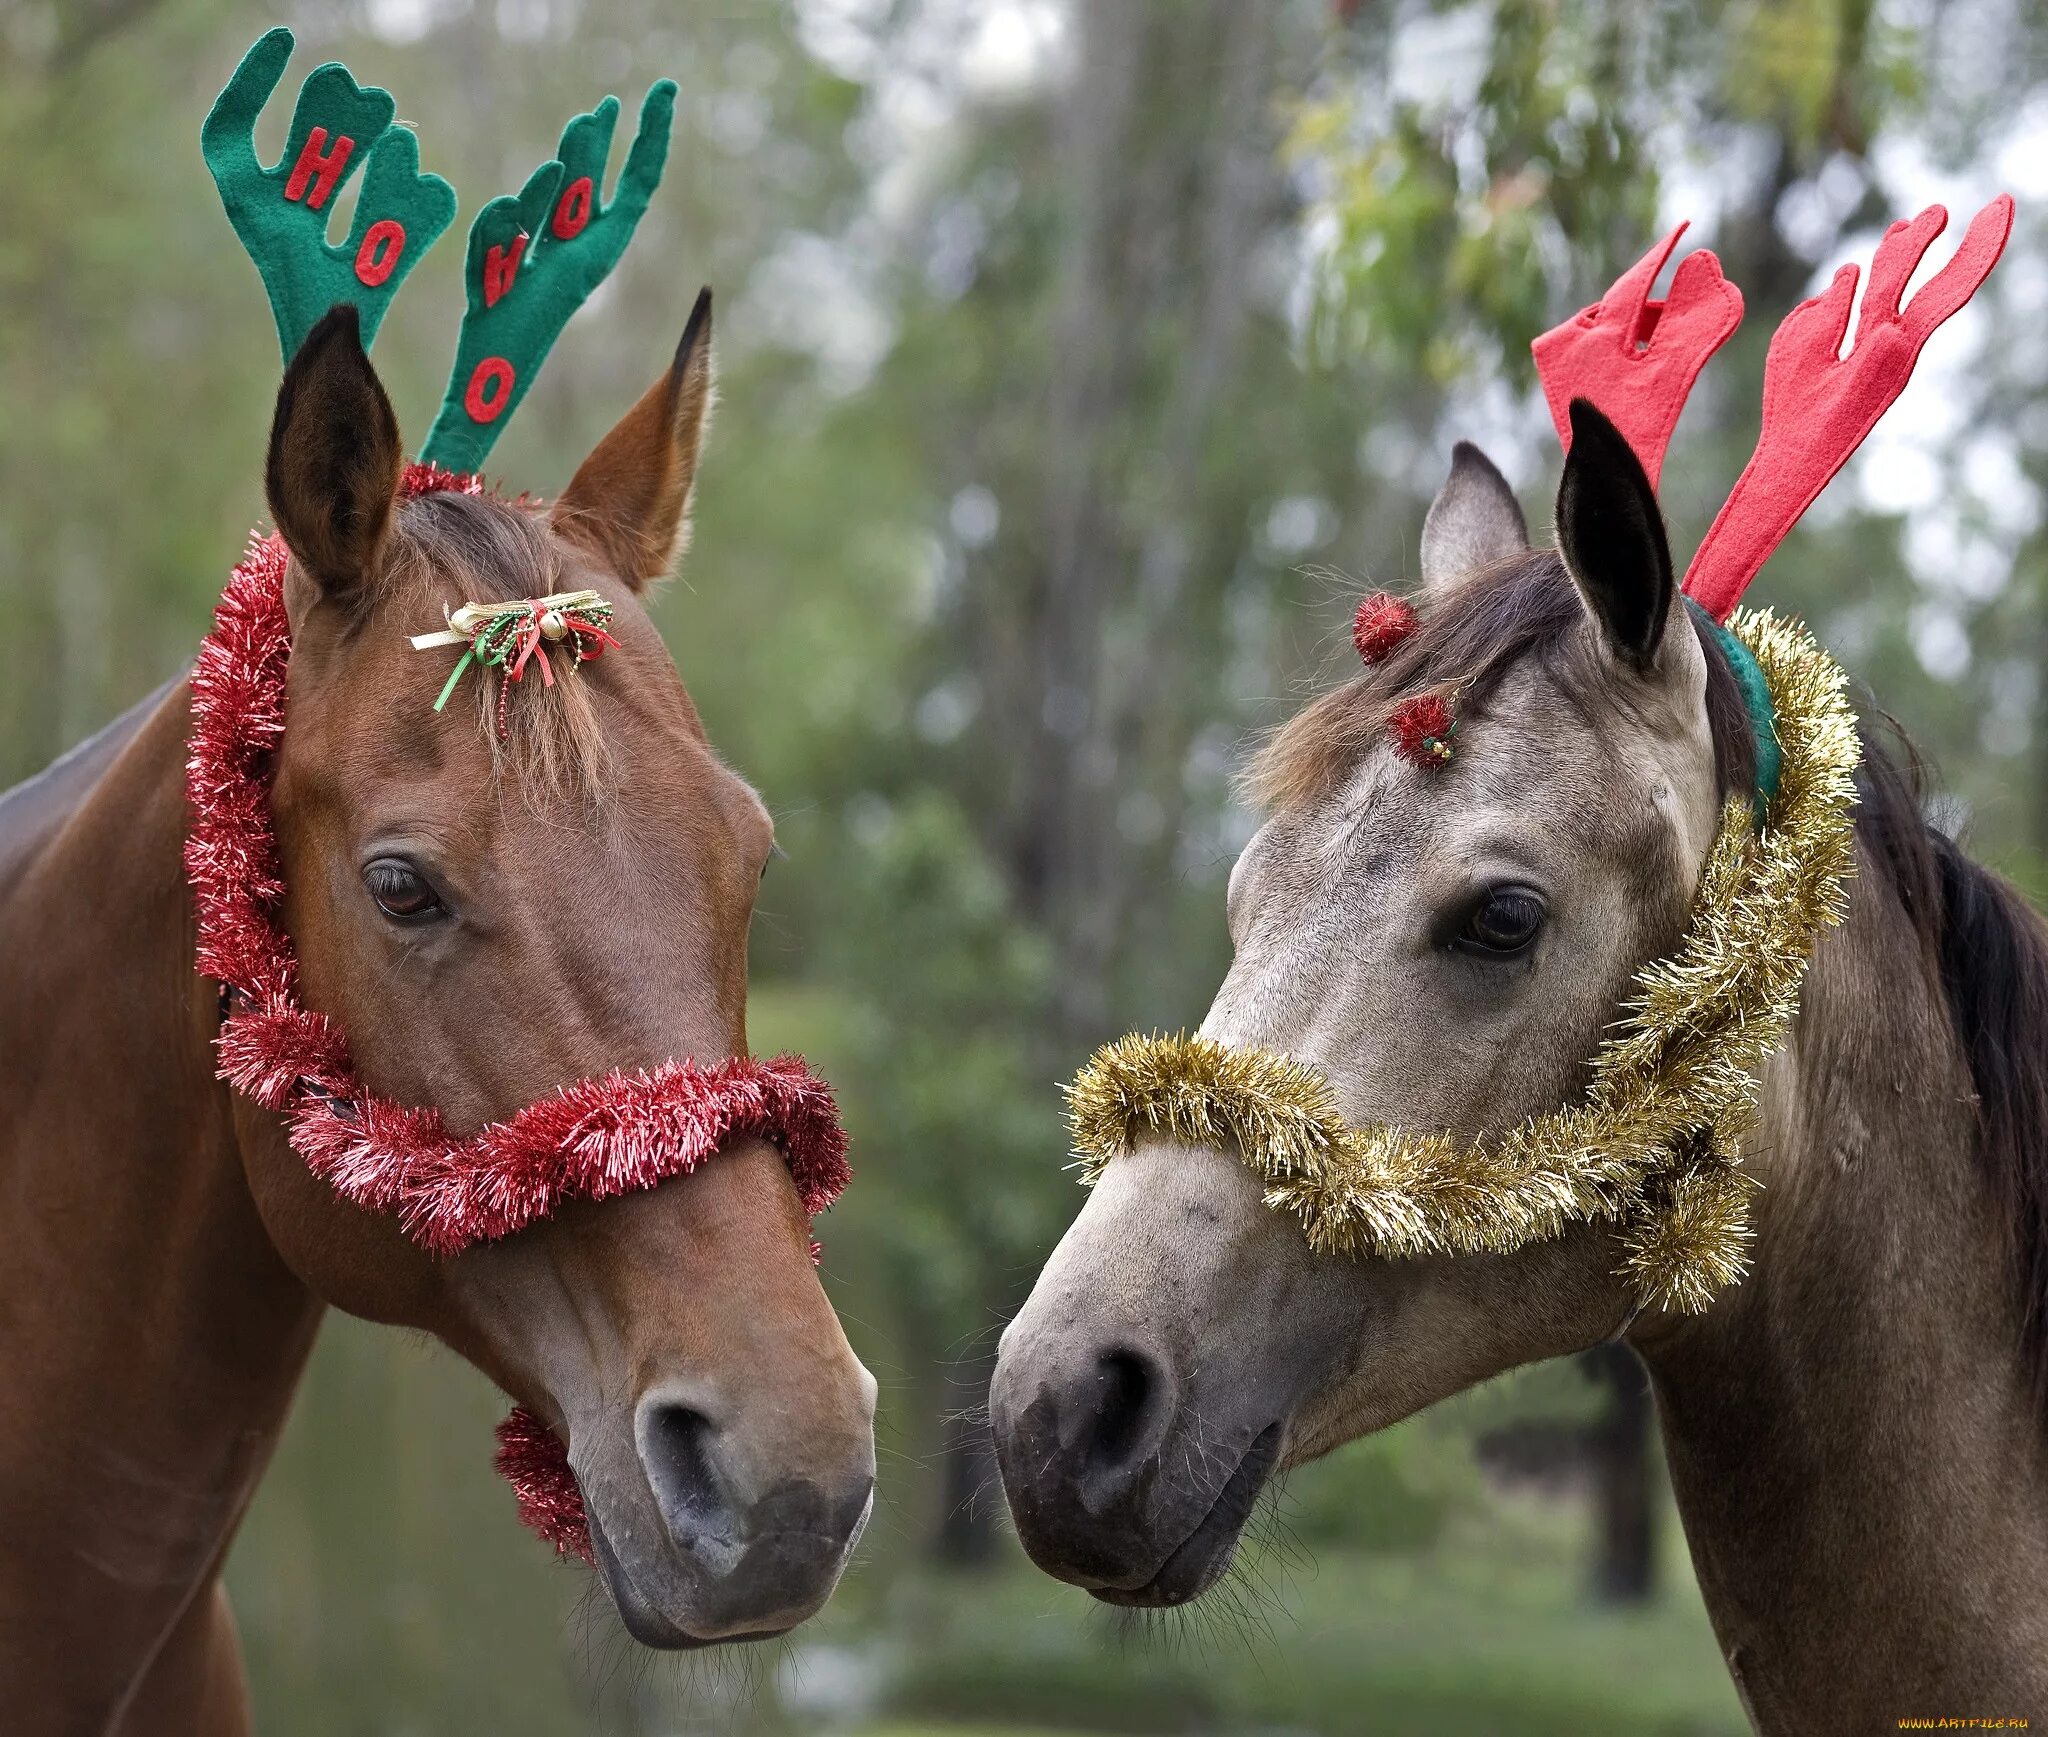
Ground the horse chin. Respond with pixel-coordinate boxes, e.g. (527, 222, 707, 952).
(1089, 1419, 1282, 1609)
(580, 1466, 874, 1650)
(584, 1510, 787, 1650)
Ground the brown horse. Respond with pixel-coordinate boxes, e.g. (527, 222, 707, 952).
(0, 305, 878, 1732)
(990, 421, 2048, 1729)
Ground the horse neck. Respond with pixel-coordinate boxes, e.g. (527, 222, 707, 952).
(0, 677, 320, 1719)
(1634, 835, 2048, 1729)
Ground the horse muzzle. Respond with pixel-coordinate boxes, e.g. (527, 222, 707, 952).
(990, 1324, 1282, 1606)
(577, 1376, 878, 1647)
(990, 1145, 1317, 1604)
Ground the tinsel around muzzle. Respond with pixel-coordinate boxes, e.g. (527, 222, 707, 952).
(1066, 609, 1860, 1315)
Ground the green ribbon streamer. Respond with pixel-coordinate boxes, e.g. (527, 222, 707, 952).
(432, 648, 478, 714)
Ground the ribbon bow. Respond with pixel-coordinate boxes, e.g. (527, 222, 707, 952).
(410, 588, 619, 735)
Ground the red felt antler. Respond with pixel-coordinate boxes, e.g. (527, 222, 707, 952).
(1683, 195, 2014, 621)
(1532, 222, 1744, 489)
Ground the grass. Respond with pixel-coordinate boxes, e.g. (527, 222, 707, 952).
(233, 1324, 1747, 1736)
(860, 1729, 1076, 1737)
(762, 1463, 1750, 1737)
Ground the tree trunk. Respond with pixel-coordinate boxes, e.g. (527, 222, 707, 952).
(1585, 1343, 1657, 1603)
(933, 1336, 1003, 1567)
(984, 0, 1283, 1015)
(926, 2, 1291, 1564)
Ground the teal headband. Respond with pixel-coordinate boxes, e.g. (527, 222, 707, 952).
(1694, 600, 1783, 814)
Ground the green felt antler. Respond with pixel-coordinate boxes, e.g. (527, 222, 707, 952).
(202, 28, 457, 360)
(418, 80, 678, 473)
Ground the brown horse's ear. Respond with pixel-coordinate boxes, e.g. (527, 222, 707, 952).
(1420, 441, 1528, 591)
(552, 288, 714, 592)
(266, 304, 403, 611)
(1556, 398, 1685, 672)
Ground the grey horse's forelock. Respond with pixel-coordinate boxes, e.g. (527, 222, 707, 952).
(1249, 553, 1759, 815)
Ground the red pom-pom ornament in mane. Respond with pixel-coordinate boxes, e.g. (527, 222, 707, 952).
(1352, 592, 1418, 665)
(1390, 691, 1456, 770)
(185, 464, 852, 1561)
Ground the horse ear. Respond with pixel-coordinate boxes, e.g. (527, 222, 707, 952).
(266, 304, 403, 611)
(1420, 441, 1529, 590)
(1556, 398, 1683, 670)
(551, 287, 714, 592)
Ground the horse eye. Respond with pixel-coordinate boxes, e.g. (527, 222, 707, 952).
(363, 858, 444, 922)
(1454, 885, 1545, 957)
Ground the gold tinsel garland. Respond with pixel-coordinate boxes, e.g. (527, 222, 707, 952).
(1066, 609, 1861, 1315)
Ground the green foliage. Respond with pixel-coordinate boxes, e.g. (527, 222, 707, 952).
(807, 787, 1069, 1314)
(856, 1499, 1744, 1737)
(227, 1318, 588, 1734)
(1287, 0, 1945, 382)
(1290, 0, 1668, 381)
(1720, 0, 1924, 143)
(894, 1653, 1220, 1735)
(1280, 1417, 1475, 1552)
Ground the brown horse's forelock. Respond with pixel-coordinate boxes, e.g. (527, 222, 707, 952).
(1254, 551, 2048, 1417)
(380, 489, 612, 798)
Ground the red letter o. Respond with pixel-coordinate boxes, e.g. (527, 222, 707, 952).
(464, 356, 516, 424)
(552, 175, 593, 240)
(354, 220, 406, 288)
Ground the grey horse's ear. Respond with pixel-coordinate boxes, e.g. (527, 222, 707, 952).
(1556, 397, 1675, 668)
(1420, 442, 1529, 590)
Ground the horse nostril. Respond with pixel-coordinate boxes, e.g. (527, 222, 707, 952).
(640, 1404, 735, 1557)
(1091, 1349, 1154, 1466)
(1067, 1345, 1171, 1495)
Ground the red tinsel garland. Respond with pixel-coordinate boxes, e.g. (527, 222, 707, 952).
(496, 1407, 596, 1561)
(185, 464, 851, 1561)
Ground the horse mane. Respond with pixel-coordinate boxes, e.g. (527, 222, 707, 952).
(1253, 552, 2048, 1410)
(382, 489, 613, 800)
(1856, 722, 2048, 1413)
(1250, 552, 1757, 811)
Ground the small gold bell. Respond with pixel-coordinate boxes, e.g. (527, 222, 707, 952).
(540, 610, 568, 641)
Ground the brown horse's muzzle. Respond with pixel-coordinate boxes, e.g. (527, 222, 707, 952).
(579, 1386, 877, 1647)
(491, 1141, 878, 1647)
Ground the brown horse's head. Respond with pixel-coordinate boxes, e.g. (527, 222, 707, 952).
(991, 412, 1754, 1604)
(237, 303, 875, 1646)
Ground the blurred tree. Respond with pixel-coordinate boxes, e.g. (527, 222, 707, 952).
(886, 0, 1299, 1557)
